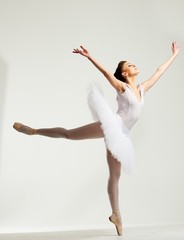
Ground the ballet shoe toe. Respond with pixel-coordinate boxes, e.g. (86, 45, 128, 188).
(109, 215, 122, 236)
(13, 122, 35, 135)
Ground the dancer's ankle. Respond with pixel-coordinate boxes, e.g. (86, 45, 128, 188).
(112, 210, 121, 216)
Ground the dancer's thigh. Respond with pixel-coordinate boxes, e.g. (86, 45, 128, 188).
(68, 122, 104, 140)
(106, 150, 121, 178)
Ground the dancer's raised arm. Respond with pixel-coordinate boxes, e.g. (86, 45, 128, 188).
(73, 46, 126, 92)
(142, 41, 179, 93)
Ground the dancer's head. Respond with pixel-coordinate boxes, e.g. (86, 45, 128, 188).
(114, 61, 139, 83)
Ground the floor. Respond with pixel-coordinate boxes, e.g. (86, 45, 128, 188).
(0, 225, 184, 240)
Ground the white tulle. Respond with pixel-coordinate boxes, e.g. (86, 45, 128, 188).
(88, 82, 135, 174)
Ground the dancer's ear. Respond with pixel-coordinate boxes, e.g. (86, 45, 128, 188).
(121, 72, 128, 78)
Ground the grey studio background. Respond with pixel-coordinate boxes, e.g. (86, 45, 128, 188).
(0, 0, 184, 234)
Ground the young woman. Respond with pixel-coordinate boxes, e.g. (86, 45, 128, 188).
(13, 42, 179, 236)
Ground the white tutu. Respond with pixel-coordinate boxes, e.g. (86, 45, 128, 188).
(88, 82, 135, 174)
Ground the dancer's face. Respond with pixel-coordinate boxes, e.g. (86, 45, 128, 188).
(122, 62, 139, 78)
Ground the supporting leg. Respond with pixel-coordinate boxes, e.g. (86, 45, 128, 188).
(106, 149, 122, 236)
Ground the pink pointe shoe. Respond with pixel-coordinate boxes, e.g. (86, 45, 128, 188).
(109, 212, 122, 236)
(13, 122, 36, 135)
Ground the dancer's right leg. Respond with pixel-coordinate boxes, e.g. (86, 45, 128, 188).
(13, 122, 104, 140)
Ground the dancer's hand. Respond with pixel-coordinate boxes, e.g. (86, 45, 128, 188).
(73, 46, 90, 58)
(171, 41, 179, 56)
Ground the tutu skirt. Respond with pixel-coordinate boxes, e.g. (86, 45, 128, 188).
(88, 82, 135, 174)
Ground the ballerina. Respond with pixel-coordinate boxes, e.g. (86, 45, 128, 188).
(13, 41, 179, 235)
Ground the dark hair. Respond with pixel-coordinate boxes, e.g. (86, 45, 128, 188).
(114, 61, 127, 82)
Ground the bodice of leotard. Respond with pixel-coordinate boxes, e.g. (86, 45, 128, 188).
(116, 84, 144, 129)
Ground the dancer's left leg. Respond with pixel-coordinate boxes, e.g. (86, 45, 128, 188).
(106, 149, 122, 236)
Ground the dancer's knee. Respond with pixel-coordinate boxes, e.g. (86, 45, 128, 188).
(54, 127, 70, 139)
(110, 171, 121, 182)
(63, 128, 70, 139)
(65, 129, 79, 140)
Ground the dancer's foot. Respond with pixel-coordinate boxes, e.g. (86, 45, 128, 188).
(13, 122, 36, 135)
(109, 211, 122, 236)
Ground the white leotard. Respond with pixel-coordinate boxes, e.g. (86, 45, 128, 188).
(117, 84, 144, 129)
(88, 82, 144, 173)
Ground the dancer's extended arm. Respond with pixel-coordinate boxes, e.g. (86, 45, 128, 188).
(73, 46, 126, 92)
(142, 41, 179, 93)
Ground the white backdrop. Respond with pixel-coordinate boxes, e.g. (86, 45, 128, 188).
(0, 0, 184, 233)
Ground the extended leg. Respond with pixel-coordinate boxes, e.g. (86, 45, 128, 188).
(13, 122, 104, 140)
(106, 149, 122, 236)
